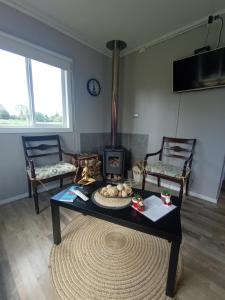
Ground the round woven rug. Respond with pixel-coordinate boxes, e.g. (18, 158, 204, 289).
(49, 215, 182, 300)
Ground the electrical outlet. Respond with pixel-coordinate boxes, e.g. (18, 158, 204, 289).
(133, 113, 139, 118)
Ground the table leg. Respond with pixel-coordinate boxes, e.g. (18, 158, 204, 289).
(166, 240, 181, 297)
(51, 202, 61, 245)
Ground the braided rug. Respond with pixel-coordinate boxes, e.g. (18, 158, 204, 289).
(50, 215, 182, 300)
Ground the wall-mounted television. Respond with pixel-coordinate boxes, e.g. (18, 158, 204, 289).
(173, 47, 225, 92)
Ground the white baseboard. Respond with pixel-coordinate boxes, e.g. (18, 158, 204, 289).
(146, 178, 217, 204)
(0, 179, 71, 206)
(0, 192, 29, 205)
(1, 177, 217, 206)
(188, 191, 217, 204)
(146, 177, 180, 191)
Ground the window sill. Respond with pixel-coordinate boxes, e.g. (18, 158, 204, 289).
(0, 127, 73, 134)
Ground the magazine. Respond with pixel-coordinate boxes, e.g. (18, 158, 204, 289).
(52, 185, 83, 202)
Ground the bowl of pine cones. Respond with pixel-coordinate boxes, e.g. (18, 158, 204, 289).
(92, 183, 133, 209)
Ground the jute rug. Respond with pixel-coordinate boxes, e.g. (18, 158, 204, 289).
(49, 215, 182, 300)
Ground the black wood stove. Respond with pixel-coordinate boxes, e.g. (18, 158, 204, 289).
(103, 40, 127, 183)
(103, 147, 125, 182)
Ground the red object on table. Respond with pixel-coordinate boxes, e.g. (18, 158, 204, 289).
(132, 195, 145, 211)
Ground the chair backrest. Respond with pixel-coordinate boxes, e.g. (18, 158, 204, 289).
(22, 135, 62, 167)
(160, 137, 196, 164)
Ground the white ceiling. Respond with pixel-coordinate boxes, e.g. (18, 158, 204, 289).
(2, 0, 225, 56)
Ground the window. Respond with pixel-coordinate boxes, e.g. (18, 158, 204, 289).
(0, 50, 29, 127)
(0, 33, 72, 131)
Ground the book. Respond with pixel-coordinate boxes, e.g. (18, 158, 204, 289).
(132, 195, 176, 222)
(52, 185, 83, 203)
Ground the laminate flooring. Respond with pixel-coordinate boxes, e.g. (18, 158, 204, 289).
(0, 183, 225, 300)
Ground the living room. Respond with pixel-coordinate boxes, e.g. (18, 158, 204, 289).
(0, 1, 225, 300)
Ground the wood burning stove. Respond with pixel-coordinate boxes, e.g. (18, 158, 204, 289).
(103, 147, 125, 182)
(103, 40, 127, 183)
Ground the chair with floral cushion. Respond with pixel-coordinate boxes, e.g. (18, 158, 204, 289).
(22, 135, 77, 214)
(142, 137, 196, 204)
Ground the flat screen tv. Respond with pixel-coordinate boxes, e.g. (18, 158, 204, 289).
(173, 47, 225, 92)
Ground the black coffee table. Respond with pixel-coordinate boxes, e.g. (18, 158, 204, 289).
(50, 182, 182, 298)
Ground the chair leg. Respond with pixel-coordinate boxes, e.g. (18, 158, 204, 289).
(142, 173, 146, 191)
(33, 185, 39, 214)
(27, 177, 32, 198)
(60, 177, 63, 188)
(157, 178, 161, 187)
(185, 176, 190, 196)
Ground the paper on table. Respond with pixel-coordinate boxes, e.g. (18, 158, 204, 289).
(133, 195, 176, 222)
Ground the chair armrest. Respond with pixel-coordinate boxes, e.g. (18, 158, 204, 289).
(25, 154, 36, 178)
(145, 149, 162, 159)
(143, 149, 162, 167)
(62, 149, 77, 158)
(62, 150, 80, 167)
(182, 154, 193, 177)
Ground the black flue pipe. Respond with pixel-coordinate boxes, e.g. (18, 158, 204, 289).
(106, 40, 127, 148)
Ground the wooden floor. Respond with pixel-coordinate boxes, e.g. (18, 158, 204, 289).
(0, 183, 225, 300)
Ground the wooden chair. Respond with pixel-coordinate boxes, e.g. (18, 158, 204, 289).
(22, 135, 77, 214)
(142, 137, 196, 204)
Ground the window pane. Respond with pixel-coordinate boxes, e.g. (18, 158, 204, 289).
(0, 50, 30, 126)
(31, 60, 64, 125)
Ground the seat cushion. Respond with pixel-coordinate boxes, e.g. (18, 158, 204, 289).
(145, 160, 190, 179)
(27, 161, 76, 180)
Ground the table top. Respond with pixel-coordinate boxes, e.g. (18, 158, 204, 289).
(51, 182, 182, 242)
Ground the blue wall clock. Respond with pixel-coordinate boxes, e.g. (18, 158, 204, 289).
(87, 78, 101, 96)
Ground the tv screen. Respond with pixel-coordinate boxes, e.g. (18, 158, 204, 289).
(173, 47, 225, 92)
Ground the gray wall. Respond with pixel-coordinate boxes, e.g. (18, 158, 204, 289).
(1, 2, 225, 203)
(120, 22, 225, 202)
(0, 3, 111, 202)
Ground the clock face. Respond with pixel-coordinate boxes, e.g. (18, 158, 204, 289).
(87, 78, 101, 96)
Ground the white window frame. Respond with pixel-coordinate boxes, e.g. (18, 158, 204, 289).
(0, 31, 73, 133)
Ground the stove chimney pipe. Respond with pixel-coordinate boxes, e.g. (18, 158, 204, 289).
(106, 40, 127, 148)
